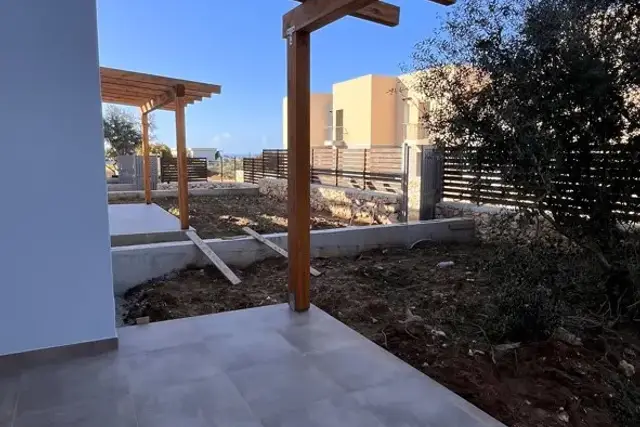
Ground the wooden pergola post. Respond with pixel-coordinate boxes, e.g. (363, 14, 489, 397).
(282, 0, 452, 312)
(286, 30, 311, 312)
(174, 84, 189, 230)
(141, 111, 151, 204)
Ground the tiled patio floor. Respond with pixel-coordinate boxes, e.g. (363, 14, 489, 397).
(0, 304, 505, 427)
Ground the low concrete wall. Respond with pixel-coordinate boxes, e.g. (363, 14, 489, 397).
(112, 218, 475, 294)
(258, 178, 401, 224)
(108, 186, 259, 201)
(108, 183, 137, 192)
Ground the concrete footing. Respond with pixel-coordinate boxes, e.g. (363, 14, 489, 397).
(112, 218, 475, 294)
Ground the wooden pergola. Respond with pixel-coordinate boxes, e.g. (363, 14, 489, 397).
(100, 67, 221, 229)
(283, 0, 453, 312)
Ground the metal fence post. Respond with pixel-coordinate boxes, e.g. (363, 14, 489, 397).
(234, 157, 237, 182)
(220, 156, 224, 182)
(419, 147, 444, 220)
(400, 145, 410, 222)
(362, 149, 367, 190)
(310, 148, 314, 183)
(335, 148, 339, 187)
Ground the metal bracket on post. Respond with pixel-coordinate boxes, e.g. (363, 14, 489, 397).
(285, 26, 296, 46)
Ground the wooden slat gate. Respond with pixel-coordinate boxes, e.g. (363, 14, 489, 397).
(419, 147, 444, 220)
(160, 157, 208, 183)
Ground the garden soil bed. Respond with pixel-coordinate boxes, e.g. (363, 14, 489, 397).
(120, 242, 640, 427)
(111, 195, 352, 238)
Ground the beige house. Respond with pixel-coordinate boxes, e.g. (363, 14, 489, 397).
(282, 72, 432, 149)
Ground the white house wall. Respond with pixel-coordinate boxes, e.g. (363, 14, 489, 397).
(0, 0, 117, 356)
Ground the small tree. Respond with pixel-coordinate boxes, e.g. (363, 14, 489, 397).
(413, 0, 640, 313)
(103, 106, 142, 158)
(137, 143, 173, 158)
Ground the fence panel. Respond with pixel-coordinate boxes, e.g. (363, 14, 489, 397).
(160, 157, 208, 183)
(441, 147, 640, 221)
(242, 157, 264, 184)
(241, 147, 404, 193)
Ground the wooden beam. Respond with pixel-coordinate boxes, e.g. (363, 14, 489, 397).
(100, 67, 222, 94)
(242, 227, 321, 276)
(186, 231, 241, 285)
(283, 0, 379, 36)
(141, 112, 151, 204)
(175, 84, 189, 230)
(428, 0, 456, 5)
(141, 88, 176, 114)
(287, 30, 312, 312)
(292, 0, 399, 28)
(101, 79, 214, 98)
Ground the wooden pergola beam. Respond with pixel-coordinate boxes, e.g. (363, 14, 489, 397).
(141, 88, 177, 114)
(292, 0, 399, 28)
(101, 79, 213, 98)
(283, 0, 379, 36)
(101, 67, 221, 94)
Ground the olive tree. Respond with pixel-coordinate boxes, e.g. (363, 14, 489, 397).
(412, 0, 640, 314)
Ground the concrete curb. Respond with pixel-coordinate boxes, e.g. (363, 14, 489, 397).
(108, 186, 259, 201)
(111, 218, 475, 294)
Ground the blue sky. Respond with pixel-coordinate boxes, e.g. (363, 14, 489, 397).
(97, 0, 446, 155)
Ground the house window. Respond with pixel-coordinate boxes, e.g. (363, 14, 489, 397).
(325, 107, 333, 141)
(402, 99, 428, 141)
(335, 109, 344, 141)
(402, 101, 411, 141)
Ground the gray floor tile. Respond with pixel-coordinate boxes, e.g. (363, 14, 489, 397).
(350, 376, 491, 427)
(204, 331, 301, 372)
(117, 316, 206, 354)
(279, 315, 366, 355)
(262, 395, 386, 427)
(17, 352, 130, 414)
(14, 394, 137, 427)
(229, 355, 343, 419)
(5, 304, 501, 427)
(190, 304, 332, 337)
(307, 341, 417, 391)
(133, 374, 262, 427)
(126, 343, 220, 393)
(0, 374, 19, 425)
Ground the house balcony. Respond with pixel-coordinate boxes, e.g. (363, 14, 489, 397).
(402, 123, 428, 142)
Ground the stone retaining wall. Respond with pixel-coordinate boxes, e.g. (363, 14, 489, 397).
(435, 201, 554, 242)
(258, 178, 401, 224)
(108, 186, 259, 202)
(157, 181, 253, 190)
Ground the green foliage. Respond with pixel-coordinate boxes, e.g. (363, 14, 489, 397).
(137, 143, 173, 158)
(103, 106, 142, 159)
(413, 0, 640, 310)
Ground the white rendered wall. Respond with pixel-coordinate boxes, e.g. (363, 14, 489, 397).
(0, 0, 116, 355)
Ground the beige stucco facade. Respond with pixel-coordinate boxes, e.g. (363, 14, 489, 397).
(282, 93, 332, 148)
(282, 72, 431, 149)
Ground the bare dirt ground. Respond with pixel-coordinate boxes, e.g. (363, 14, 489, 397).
(121, 242, 640, 427)
(110, 195, 351, 238)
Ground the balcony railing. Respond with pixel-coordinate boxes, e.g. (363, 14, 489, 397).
(402, 123, 428, 141)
